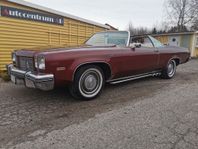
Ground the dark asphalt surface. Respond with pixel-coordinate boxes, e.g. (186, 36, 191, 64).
(0, 59, 197, 149)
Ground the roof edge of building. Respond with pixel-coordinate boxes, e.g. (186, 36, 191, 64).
(152, 31, 196, 36)
(7, 0, 110, 29)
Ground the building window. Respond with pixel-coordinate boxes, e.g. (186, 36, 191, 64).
(172, 38, 176, 42)
(196, 36, 198, 47)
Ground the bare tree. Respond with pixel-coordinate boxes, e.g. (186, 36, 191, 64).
(191, 8, 198, 31)
(191, 19, 198, 30)
(127, 22, 151, 35)
(165, 0, 198, 32)
(152, 21, 170, 34)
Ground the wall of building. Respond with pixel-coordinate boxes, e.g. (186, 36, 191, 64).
(154, 36, 168, 45)
(195, 48, 198, 57)
(180, 34, 193, 50)
(195, 34, 198, 57)
(0, 0, 107, 72)
(154, 33, 197, 57)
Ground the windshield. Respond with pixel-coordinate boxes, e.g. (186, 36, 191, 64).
(85, 31, 129, 46)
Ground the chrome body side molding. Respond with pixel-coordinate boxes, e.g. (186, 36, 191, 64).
(107, 71, 161, 84)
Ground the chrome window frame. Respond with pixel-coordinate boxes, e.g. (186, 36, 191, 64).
(85, 31, 130, 47)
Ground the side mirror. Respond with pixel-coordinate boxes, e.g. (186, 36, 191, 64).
(130, 43, 136, 49)
(129, 43, 141, 48)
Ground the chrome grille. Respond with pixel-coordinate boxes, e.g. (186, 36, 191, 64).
(18, 57, 34, 71)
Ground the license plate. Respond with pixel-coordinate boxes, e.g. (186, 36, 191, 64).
(25, 78, 35, 88)
(11, 75, 16, 84)
(16, 79, 25, 85)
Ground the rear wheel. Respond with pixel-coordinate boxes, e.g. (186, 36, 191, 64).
(161, 60, 177, 79)
(69, 65, 104, 100)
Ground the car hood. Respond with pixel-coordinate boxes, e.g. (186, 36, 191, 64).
(15, 44, 116, 57)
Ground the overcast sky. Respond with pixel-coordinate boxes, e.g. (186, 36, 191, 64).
(25, 0, 165, 30)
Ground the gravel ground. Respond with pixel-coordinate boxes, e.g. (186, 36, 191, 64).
(0, 59, 198, 149)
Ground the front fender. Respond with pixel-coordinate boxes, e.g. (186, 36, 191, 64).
(66, 58, 111, 82)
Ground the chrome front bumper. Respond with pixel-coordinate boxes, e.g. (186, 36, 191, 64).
(7, 64, 54, 91)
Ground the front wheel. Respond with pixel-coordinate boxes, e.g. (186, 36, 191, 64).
(69, 65, 104, 100)
(161, 60, 177, 79)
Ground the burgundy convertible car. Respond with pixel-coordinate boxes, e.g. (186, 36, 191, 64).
(7, 31, 190, 100)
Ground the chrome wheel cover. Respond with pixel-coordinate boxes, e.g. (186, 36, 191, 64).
(79, 68, 103, 98)
(167, 60, 176, 77)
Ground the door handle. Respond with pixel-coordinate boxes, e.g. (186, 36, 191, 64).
(154, 49, 159, 52)
(130, 47, 135, 51)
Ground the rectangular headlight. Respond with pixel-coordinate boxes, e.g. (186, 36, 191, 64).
(12, 52, 16, 62)
(35, 56, 45, 70)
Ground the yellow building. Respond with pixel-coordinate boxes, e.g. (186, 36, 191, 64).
(0, 0, 109, 72)
(153, 32, 198, 58)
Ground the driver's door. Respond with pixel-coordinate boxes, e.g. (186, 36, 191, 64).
(123, 36, 159, 76)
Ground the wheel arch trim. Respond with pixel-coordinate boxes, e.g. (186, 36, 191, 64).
(168, 56, 181, 66)
(72, 61, 113, 81)
(163, 57, 179, 73)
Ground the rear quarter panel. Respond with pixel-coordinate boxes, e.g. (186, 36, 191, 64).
(158, 46, 190, 69)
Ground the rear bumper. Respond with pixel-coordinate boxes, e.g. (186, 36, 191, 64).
(7, 64, 54, 91)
